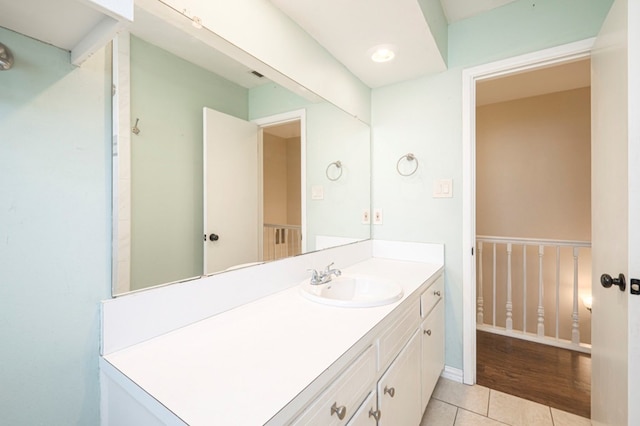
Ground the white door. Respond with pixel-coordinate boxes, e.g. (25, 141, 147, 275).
(203, 108, 259, 273)
(591, 0, 640, 424)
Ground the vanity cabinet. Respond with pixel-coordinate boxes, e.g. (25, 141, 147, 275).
(100, 256, 445, 426)
(291, 274, 444, 426)
(420, 275, 445, 412)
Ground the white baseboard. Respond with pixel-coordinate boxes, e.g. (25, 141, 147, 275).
(441, 365, 464, 383)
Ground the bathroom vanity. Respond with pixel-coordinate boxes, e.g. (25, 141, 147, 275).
(100, 240, 444, 425)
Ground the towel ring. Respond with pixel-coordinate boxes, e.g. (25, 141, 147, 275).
(326, 160, 343, 181)
(396, 153, 419, 176)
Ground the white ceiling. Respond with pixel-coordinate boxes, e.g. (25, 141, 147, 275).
(269, 0, 517, 88)
(270, 0, 447, 88)
(0, 0, 104, 50)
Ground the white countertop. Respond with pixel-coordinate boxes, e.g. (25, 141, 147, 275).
(103, 257, 443, 425)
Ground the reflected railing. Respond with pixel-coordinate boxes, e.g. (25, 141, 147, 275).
(263, 224, 302, 261)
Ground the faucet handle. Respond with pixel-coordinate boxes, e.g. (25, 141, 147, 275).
(307, 268, 320, 283)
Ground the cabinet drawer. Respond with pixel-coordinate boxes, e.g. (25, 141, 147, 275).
(421, 275, 444, 318)
(291, 345, 376, 426)
(378, 299, 420, 370)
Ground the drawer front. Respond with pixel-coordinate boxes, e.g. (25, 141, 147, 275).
(421, 275, 444, 318)
(291, 345, 376, 426)
(378, 299, 420, 370)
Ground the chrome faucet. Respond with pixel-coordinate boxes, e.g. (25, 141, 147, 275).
(309, 262, 342, 285)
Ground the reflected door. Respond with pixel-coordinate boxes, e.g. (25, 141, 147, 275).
(203, 107, 259, 273)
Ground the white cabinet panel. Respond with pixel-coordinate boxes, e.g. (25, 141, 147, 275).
(292, 345, 376, 426)
(377, 331, 421, 425)
(421, 300, 444, 412)
(346, 391, 378, 426)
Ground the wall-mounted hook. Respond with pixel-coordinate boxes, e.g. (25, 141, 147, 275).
(132, 118, 140, 135)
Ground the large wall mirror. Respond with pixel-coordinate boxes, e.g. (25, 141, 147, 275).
(112, 0, 371, 296)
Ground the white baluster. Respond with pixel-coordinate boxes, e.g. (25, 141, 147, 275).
(492, 243, 497, 327)
(477, 241, 484, 324)
(506, 243, 513, 331)
(537, 245, 545, 337)
(555, 246, 560, 339)
(523, 244, 527, 333)
(572, 247, 580, 344)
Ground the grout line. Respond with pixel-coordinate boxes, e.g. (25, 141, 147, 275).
(487, 389, 492, 418)
(453, 407, 458, 426)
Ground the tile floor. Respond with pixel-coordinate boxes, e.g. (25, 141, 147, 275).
(421, 378, 592, 426)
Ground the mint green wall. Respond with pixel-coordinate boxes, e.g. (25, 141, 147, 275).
(0, 27, 111, 425)
(448, 0, 613, 67)
(371, 0, 612, 370)
(130, 36, 248, 290)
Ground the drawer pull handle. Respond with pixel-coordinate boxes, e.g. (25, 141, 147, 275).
(369, 408, 381, 421)
(330, 402, 346, 420)
(424, 329, 432, 336)
(434, 290, 441, 297)
(384, 386, 395, 398)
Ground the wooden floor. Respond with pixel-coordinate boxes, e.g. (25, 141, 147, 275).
(476, 330, 591, 419)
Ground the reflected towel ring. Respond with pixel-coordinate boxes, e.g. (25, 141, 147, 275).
(326, 160, 343, 181)
(396, 153, 419, 176)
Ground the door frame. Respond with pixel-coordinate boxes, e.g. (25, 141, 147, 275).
(252, 109, 307, 257)
(461, 38, 595, 385)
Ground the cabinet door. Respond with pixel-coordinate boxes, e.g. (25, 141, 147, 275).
(421, 300, 444, 411)
(346, 391, 379, 426)
(377, 330, 421, 425)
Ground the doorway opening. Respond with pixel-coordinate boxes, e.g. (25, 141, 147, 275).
(261, 120, 303, 261)
(253, 109, 307, 261)
(462, 39, 593, 416)
(474, 59, 592, 417)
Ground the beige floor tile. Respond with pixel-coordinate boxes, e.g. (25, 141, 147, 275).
(488, 390, 553, 426)
(421, 398, 457, 426)
(432, 378, 491, 416)
(550, 408, 592, 426)
(454, 408, 507, 426)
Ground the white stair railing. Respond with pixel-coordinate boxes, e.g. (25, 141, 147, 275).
(263, 224, 302, 261)
(476, 236, 592, 353)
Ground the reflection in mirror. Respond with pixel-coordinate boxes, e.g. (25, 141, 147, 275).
(113, 0, 370, 296)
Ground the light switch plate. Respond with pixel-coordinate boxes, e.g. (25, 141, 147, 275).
(311, 185, 324, 200)
(433, 179, 453, 198)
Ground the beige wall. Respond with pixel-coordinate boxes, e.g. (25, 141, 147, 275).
(477, 87, 591, 241)
(263, 134, 301, 225)
(476, 87, 592, 343)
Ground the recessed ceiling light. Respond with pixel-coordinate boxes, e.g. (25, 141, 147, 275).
(369, 45, 396, 63)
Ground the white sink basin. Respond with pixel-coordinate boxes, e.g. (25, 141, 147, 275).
(299, 274, 404, 308)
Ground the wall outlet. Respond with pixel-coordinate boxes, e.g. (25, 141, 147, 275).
(373, 208, 383, 225)
(362, 209, 371, 224)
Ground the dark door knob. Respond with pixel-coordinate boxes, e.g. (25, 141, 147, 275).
(208, 233, 219, 241)
(600, 273, 626, 291)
